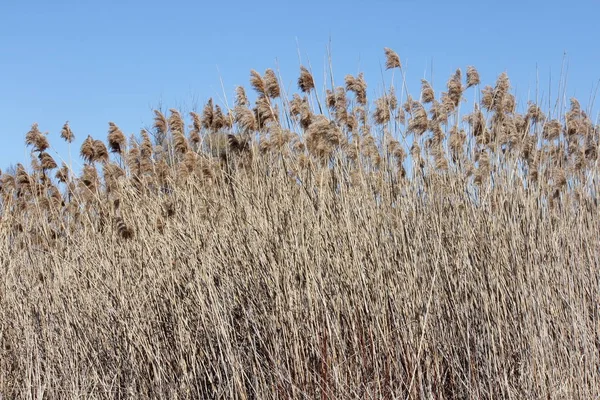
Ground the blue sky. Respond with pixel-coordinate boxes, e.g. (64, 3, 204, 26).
(2, 0, 599, 172)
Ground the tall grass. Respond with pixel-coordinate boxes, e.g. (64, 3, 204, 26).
(1, 48, 599, 399)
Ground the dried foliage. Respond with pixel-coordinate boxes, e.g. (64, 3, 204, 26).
(2, 52, 600, 399)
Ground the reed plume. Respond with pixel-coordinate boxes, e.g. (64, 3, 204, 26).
(93, 140, 109, 163)
(212, 105, 226, 131)
(250, 70, 266, 96)
(168, 109, 185, 135)
(305, 115, 342, 161)
(264, 69, 281, 99)
(447, 68, 464, 108)
(153, 110, 168, 143)
(373, 95, 392, 125)
(25, 123, 49, 153)
(298, 66, 315, 93)
(60, 121, 75, 143)
(173, 131, 189, 155)
(202, 99, 214, 130)
(384, 47, 401, 69)
(543, 119, 562, 141)
(420, 79, 435, 104)
(80, 135, 96, 164)
(189, 112, 202, 146)
(235, 86, 249, 107)
(38, 152, 57, 171)
(466, 66, 480, 88)
(345, 73, 368, 105)
(235, 105, 258, 132)
(407, 101, 428, 135)
(107, 122, 127, 154)
(55, 163, 70, 184)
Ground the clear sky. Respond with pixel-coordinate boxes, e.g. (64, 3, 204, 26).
(2, 0, 599, 172)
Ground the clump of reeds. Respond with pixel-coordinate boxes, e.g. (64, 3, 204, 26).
(1, 48, 599, 399)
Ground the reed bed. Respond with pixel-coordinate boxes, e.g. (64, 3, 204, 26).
(1, 48, 599, 399)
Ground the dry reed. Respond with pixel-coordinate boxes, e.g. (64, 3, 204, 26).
(1, 49, 599, 400)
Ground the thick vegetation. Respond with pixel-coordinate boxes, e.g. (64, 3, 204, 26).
(1, 48, 599, 399)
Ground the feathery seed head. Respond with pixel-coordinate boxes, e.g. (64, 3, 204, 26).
(61, 121, 75, 143)
(466, 66, 480, 88)
(189, 112, 202, 145)
(421, 80, 435, 104)
(298, 66, 315, 93)
(526, 103, 545, 124)
(80, 135, 96, 164)
(39, 152, 57, 171)
(345, 73, 368, 105)
(407, 102, 428, 136)
(250, 70, 266, 96)
(235, 86, 249, 107)
(153, 110, 168, 139)
(202, 99, 214, 130)
(55, 163, 70, 183)
(263, 69, 280, 99)
(93, 140, 109, 163)
(447, 69, 464, 108)
(107, 122, 127, 154)
(25, 123, 49, 153)
(168, 109, 185, 135)
(384, 47, 401, 69)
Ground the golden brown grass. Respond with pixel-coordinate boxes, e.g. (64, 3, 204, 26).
(1, 47, 600, 399)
